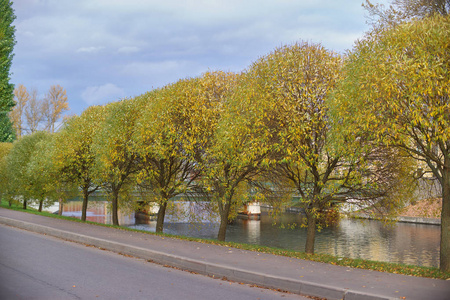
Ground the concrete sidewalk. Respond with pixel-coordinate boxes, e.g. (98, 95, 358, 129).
(1, 208, 449, 300)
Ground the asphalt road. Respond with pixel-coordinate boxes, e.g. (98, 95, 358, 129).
(0, 224, 310, 300)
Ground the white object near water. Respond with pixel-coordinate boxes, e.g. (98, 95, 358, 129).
(247, 202, 261, 215)
(238, 202, 261, 220)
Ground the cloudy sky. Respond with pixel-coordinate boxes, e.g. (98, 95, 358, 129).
(10, 0, 387, 116)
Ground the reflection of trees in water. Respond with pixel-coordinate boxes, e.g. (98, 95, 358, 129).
(315, 219, 440, 267)
(62, 200, 135, 225)
(388, 223, 440, 267)
(318, 219, 382, 261)
(61, 200, 440, 267)
(165, 201, 219, 223)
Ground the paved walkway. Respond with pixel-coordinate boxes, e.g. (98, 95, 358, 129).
(1, 208, 449, 300)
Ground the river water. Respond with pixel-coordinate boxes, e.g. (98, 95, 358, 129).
(58, 200, 441, 268)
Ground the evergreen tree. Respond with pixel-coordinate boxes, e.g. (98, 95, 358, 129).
(0, 0, 16, 142)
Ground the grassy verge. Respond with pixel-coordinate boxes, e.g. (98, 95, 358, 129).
(1, 200, 449, 280)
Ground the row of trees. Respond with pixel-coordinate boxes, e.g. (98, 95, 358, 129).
(0, 59, 411, 244)
(0, 1, 448, 271)
(10, 84, 69, 137)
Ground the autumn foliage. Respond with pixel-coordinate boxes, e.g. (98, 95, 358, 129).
(331, 14, 450, 271)
(1, 9, 449, 271)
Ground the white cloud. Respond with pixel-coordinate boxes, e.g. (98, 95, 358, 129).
(81, 83, 125, 105)
(76, 46, 105, 54)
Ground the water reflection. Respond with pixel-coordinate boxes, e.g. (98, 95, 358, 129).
(62, 200, 135, 225)
(59, 200, 441, 268)
(313, 219, 440, 267)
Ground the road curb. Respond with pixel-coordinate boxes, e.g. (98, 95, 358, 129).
(0, 216, 395, 300)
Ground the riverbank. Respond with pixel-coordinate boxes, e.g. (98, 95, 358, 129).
(400, 197, 442, 218)
(351, 214, 441, 225)
(349, 198, 442, 225)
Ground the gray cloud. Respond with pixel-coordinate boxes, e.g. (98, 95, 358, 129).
(10, 0, 389, 116)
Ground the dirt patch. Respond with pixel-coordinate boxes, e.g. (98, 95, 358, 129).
(400, 198, 442, 218)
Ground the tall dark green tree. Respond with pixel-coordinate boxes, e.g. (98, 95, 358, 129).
(0, 0, 16, 142)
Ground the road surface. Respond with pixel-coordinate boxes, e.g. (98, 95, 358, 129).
(0, 224, 311, 299)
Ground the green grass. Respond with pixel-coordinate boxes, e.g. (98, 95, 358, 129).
(1, 200, 449, 280)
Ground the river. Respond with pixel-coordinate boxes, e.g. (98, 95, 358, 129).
(56, 200, 441, 268)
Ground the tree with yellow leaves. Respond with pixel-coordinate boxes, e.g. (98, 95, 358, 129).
(11, 84, 68, 135)
(193, 71, 265, 241)
(134, 77, 212, 233)
(10, 84, 29, 138)
(43, 84, 69, 133)
(238, 41, 412, 254)
(53, 105, 106, 220)
(331, 15, 450, 271)
(93, 99, 142, 226)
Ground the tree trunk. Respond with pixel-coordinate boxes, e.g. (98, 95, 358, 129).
(23, 199, 27, 210)
(58, 199, 63, 216)
(440, 164, 450, 272)
(305, 212, 317, 254)
(217, 199, 231, 241)
(155, 201, 168, 233)
(81, 188, 89, 221)
(38, 199, 43, 212)
(111, 190, 119, 226)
